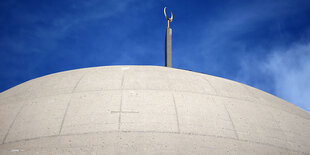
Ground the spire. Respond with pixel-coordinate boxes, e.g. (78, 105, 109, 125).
(164, 7, 173, 67)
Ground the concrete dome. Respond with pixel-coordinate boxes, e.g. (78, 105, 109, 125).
(0, 66, 309, 154)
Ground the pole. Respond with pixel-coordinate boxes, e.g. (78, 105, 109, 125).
(164, 7, 173, 67)
(165, 27, 172, 67)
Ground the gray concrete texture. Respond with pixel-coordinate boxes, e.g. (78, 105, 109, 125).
(0, 66, 309, 154)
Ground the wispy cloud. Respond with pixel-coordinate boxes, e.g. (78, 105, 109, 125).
(236, 42, 310, 112)
(174, 0, 296, 76)
(172, 0, 310, 112)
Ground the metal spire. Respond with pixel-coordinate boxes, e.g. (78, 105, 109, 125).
(164, 7, 173, 67)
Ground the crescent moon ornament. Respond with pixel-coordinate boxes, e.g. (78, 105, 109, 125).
(164, 7, 173, 28)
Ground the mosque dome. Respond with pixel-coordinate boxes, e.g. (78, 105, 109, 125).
(0, 66, 309, 154)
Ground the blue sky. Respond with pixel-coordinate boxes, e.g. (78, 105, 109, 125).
(1, 0, 310, 112)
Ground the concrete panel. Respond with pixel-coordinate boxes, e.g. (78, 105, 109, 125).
(174, 92, 236, 138)
(60, 91, 121, 135)
(215, 96, 291, 149)
(5, 94, 71, 143)
(0, 95, 21, 106)
(245, 85, 310, 120)
(0, 102, 24, 143)
(0, 80, 41, 104)
(74, 68, 123, 92)
(205, 75, 257, 102)
(19, 69, 86, 100)
(271, 108, 310, 152)
(120, 90, 178, 132)
(0, 86, 21, 101)
(123, 69, 170, 90)
(0, 132, 302, 155)
(167, 70, 217, 95)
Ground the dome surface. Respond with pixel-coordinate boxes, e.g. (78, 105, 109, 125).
(0, 66, 309, 154)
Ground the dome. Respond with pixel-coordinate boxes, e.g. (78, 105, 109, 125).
(0, 66, 309, 154)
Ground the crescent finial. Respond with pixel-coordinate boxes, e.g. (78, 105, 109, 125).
(164, 7, 173, 22)
(164, 7, 173, 28)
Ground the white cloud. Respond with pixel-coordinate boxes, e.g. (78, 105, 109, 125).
(264, 43, 310, 112)
(237, 43, 310, 112)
